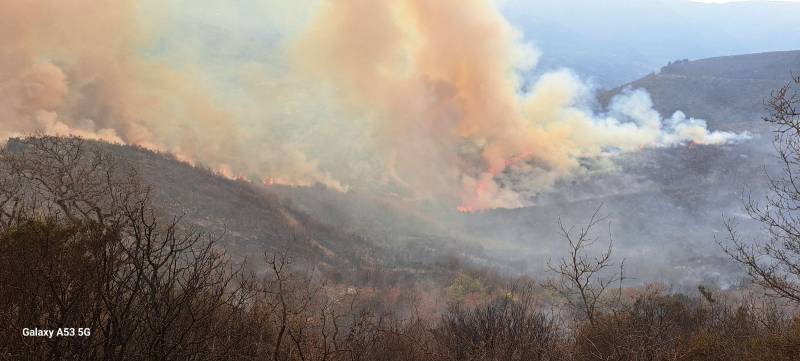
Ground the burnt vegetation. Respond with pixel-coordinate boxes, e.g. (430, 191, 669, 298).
(3, 78, 800, 360)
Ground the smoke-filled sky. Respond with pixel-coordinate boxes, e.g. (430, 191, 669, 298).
(1, 0, 751, 210)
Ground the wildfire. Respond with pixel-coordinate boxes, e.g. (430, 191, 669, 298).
(262, 176, 314, 188)
(456, 150, 536, 212)
(457, 205, 476, 213)
(216, 164, 248, 181)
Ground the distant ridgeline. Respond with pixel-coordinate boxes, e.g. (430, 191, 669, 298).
(600, 50, 800, 128)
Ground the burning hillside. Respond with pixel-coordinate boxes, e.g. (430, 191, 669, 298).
(0, 0, 747, 211)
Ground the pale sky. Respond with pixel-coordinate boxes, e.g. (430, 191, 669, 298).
(693, 0, 800, 3)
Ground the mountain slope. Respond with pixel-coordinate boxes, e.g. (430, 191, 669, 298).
(599, 50, 800, 129)
(458, 51, 800, 285)
(6, 137, 503, 288)
(5, 138, 383, 278)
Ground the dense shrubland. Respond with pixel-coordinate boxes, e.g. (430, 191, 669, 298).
(2, 204, 799, 360)
(3, 77, 800, 359)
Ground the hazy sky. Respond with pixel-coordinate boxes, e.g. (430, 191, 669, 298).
(500, 0, 800, 86)
(693, 0, 800, 3)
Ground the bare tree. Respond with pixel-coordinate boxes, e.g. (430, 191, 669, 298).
(247, 251, 374, 361)
(0, 136, 256, 360)
(0, 135, 148, 230)
(544, 206, 624, 325)
(723, 75, 800, 304)
(435, 282, 563, 361)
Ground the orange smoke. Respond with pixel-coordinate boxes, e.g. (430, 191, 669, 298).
(1, 0, 744, 210)
(0, 0, 241, 170)
(296, 0, 744, 210)
(0, 0, 355, 192)
(298, 0, 541, 209)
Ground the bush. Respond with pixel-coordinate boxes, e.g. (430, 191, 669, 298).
(435, 290, 563, 361)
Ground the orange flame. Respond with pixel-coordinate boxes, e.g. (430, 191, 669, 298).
(457, 148, 536, 212)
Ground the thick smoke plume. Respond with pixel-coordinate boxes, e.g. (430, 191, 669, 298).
(297, 0, 746, 210)
(0, 0, 243, 166)
(0, 0, 746, 210)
